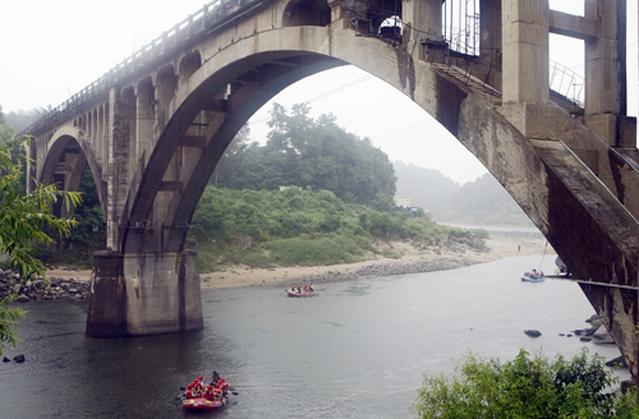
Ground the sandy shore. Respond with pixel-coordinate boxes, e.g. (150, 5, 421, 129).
(46, 230, 554, 290)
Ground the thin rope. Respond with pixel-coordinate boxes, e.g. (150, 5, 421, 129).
(538, 241, 549, 272)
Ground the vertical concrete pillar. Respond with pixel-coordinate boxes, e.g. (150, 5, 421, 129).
(584, 0, 625, 116)
(502, 0, 549, 104)
(402, 0, 443, 60)
(480, 0, 502, 69)
(86, 251, 127, 338)
(327, 0, 368, 31)
(106, 87, 130, 251)
(86, 250, 203, 338)
(402, 0, 442, 43)
(135, 80, 155, 173)
(582, 0, 634, 147)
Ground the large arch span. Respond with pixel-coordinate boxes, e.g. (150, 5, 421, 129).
(25, 0, 639, 383)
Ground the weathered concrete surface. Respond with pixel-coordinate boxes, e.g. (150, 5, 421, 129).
(22, 0, 639, 382)
(87, 251, 202, 337)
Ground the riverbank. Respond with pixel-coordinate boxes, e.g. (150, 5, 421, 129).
(40, 230, 553, 293)
(198, 230, 552, 289)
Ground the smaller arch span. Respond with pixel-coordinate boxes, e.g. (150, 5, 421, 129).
(40, 128, 106, 218)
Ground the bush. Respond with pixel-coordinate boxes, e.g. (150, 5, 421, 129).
(410, 348, 639, 419)
(266, 235, 364, 266)
(241, 251, 272, 269)
(187, 186, 489, 270)
(469, 228, 490, 240)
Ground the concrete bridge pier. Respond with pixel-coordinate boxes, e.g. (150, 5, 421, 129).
(86, 250, 203, 338)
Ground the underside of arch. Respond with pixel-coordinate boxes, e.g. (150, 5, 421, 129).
(40, 132, 104, 219)
(113, 25, 639, 377)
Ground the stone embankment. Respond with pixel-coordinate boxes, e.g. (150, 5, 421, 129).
(0, 269, 89, 302)
(286, 257, 477, 286)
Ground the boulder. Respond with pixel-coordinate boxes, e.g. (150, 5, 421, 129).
(12, 354, 24, 363)
(15, 295, 30, 303)
(524, 329, 542, 337)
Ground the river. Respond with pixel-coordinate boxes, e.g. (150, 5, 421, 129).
(0, 255, 628, 418)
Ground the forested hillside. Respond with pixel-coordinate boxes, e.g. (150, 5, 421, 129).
(394, 161, 532, 226)
(394, 161, 458, 213)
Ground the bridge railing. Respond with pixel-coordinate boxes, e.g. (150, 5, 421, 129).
(440, 27, 585, 110)
(549, 60, 585, 109)
(23, 0, 274, 136)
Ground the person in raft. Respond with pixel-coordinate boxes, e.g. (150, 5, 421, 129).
(210, 371, 221, 386)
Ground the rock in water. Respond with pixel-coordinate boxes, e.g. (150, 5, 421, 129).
(524, 329, 542, 337)
(12, 354, 25, 363)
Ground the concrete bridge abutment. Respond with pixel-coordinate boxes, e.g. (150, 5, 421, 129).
(86, 250, 203, 338)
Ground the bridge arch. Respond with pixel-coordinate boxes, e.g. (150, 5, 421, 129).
(39, 127, 105, 218)
(123, 24, 627, 270)
(21, 0, 636, 379)
(108, 24, 639, 374)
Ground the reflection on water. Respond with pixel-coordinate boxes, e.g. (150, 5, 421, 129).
(0, 255, 627, 418)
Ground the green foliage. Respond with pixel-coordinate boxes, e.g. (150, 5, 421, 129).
(188, 186, 487, 272)
(266, 235, 364, 266)
(35, 167, 105, 268)
(0, 296, 26, 357)
(411, 348, 639, 419)
(0, 106, 15, 142)
(0, 135, 81, 356)
(469, 228, 490, 240)
(3, 107, 48, 134)
(0, 137, 82, 279)
(213, 103, 396, 206)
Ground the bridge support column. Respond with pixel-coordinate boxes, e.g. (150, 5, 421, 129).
(500, 0, 555, 140)
(402, 0, 443, 61)
(502, 0, 549, 105)
(479, 0, 502, 90)
(581, 0, 633, 147)
(327, 0, 368, 31)
(86, 250, 203, 338)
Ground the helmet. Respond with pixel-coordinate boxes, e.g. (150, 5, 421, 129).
(199, 376, 203, 380)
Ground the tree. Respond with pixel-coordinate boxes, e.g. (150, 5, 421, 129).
(4, 107, 48, 134)
(0, 135, 81, 356)
(0, 106, 15, 142)
(410, 348, 639, 418)
(214, 103, 397, 207)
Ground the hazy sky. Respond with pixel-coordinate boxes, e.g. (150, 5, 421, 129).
(1, 0, 636, 184)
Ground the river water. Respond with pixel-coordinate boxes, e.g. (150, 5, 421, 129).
(0, 255, 628, 418)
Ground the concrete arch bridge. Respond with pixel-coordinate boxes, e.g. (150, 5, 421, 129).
(23, 0, 639, 383)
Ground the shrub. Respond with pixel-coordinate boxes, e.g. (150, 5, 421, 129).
(410, 348, 639, 419)
(266, 235, 364, 266)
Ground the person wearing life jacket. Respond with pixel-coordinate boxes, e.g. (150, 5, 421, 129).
(203, 384, 214, 400)
(185, 384, 194, 399)
(213, 377, 228, 399)
(221, 379, 229, 397)
(193, 376, 204, 397)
